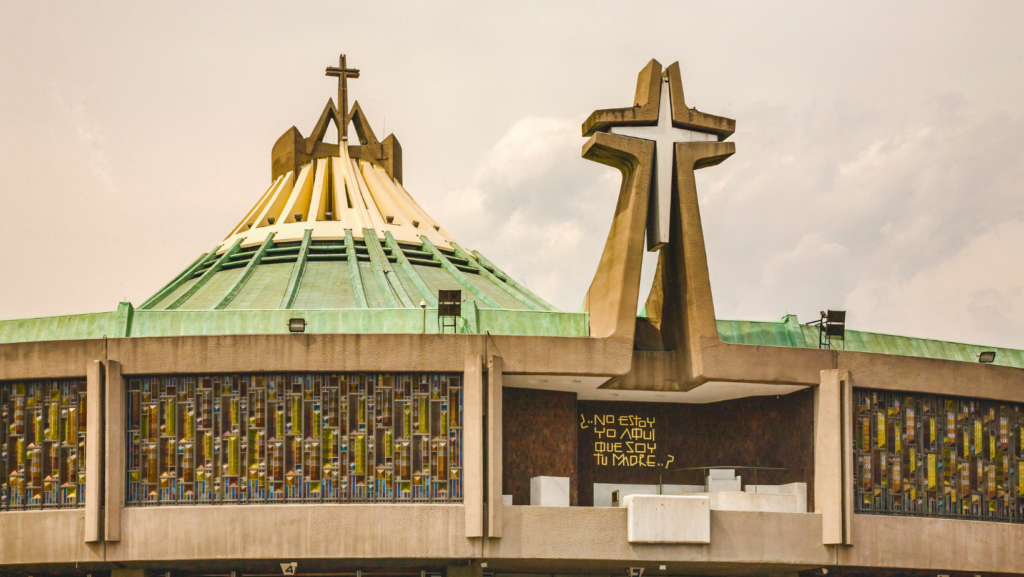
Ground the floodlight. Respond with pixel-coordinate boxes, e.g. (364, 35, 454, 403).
(978, 351, 996, 364)
(287, 318, 307, 333)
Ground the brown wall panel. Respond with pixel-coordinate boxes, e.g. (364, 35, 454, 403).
(502, 388, 578, 506)
(577, 389, 815, 507)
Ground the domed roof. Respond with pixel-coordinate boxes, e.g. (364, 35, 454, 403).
(138, 56, 557, 317)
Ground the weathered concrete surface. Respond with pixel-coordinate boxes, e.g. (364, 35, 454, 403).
(105, 359, 125, 541)
(106, 504, 474, 562)
(492, 507, 831, 569)
(85, 360, 104, 543)
(841, 513, 1024, 574)
(465, 355, 484, 538)
(4, 505, 1024, 576)
(814, 370, 842, 544)
(489, 355, 504, 538)
(0, 338, 105, 380)
(0, 509, 104, 565)
(838, 348, 1024, 402)
(0, 333, 633, 380)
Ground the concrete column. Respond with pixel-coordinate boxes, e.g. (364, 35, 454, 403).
(464, 354, 484, 538)
(815, 368, 852, 545)
(84, 360, 104, 543)
(841, 370, 854, 543)
(104, 360, 124, 541)
(487, 355, 503, 538)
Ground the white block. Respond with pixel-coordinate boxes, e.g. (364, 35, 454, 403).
(708, 469, 737, 480)
(624, 494, 710, 544)
(706, 478, 742, 492)
(744, 483, 808, 513)
(502, 494, 513, 506)
(530, 476, 570, 507)
(709, 491, 798, 513)
(779, 482, 807, 513)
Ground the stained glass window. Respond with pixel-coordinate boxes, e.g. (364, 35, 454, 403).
(126, 372, 463, 505)
(855, 388, 1024, 522)
(1, 379, 88, 510)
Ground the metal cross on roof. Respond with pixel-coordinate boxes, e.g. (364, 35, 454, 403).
(325, 54, 360, 141)
(609, 77, 717, 251)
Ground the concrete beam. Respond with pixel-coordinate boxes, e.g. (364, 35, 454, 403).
(104, 359, 125, 542)
(84, 360, 104, 543)
(0, 333, 630, 378)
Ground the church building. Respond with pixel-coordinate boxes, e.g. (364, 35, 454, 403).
(1, 55, 1022, 577)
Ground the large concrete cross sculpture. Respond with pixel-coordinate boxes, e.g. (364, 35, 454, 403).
(580, 59, 736, 382)
(608, 75, 718, 251)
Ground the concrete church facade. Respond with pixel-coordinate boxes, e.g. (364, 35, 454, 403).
(1, 56, 1022, 577)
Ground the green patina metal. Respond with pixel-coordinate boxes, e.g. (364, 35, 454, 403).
(451, 242, 543, 311)
(166, 238, 244, 310)
(363, 229, 414, 308)
(717, 314, 1024, 369)
(282, 229, 313, 309)
(384, 232, 436, 306)
(345, 229, 369, 308)
(216, 233, 276, 310)
(471, 249, 559, 312)
(114, 302, 134, 337)
(139, 246, 218, 310)
(419, 236, 501, 309)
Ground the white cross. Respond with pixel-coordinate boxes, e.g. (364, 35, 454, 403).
(610, 77, 716, 251)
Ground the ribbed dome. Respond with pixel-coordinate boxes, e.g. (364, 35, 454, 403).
(138, 150, 556, 314)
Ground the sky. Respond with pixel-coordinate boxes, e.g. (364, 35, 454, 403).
(1, 2, 1023, 348)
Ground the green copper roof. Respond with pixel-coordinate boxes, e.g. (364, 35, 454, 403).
(717, 314, 1024, 369)
(138, 231, 557, 315)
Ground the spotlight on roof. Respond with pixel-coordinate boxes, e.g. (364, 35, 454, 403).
(287, 318, 306, 333)
(294, 214, 302, 221)
(267, 217, 276, 225)
(978, 351, 996, 364)
(807, 310, 846, 349)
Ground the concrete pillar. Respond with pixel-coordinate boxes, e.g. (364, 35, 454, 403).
(464, 354, 484, 538)
(104, 360, 124, 541)
(840, 370, 854, 543)
(487, 355, 503, 538)
(815, 369, 852, 545)
(84, 360, 104, 543)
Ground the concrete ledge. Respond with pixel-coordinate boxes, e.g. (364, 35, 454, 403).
(493, 506, 831, 566)
(109, 504, 474, 562)
(0, 334, 633, 380)
(625, 494, 709, 544)
(841, 513, 1024, 574)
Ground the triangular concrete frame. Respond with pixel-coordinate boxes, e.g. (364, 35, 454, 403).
(272, 98, 403, 185)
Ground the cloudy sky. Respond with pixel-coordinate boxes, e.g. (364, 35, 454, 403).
(2, 2, 1023, 348)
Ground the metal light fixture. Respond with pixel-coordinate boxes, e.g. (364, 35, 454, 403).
(287, 318, 306, 333)
(978, 351, 996, 364)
